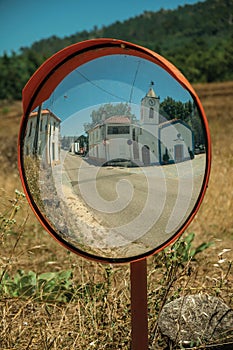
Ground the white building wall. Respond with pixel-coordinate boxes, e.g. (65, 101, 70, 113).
(159, 122, 193, 163)
(24, 110, 61, 166)
(88, 123, 132, 163)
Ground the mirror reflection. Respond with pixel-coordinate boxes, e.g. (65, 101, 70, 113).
(22, 54, 206, 260)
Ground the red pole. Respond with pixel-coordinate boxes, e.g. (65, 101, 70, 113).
(130, 258, 148, 350)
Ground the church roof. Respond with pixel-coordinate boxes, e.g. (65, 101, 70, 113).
(159, 118, 178, 127)
(146, 87, 157, 98)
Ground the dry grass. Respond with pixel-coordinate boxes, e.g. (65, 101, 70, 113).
(0, 81, 233, 349)
(192, 81, 233, 238)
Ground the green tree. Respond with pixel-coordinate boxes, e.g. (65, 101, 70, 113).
(224, 34, 233, 80)
(0, 53, 28, 100)
(1, 0, 233, 100)
(160, 97, 192, 121)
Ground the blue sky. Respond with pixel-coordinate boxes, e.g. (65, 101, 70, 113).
(0, 0, 204, 56)
(47, 54, 191, 117)
(41, 54, 192, 136)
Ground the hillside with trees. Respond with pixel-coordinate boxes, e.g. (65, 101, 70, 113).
(1, 0, 233, 100)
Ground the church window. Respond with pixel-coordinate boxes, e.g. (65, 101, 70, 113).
(149, 107, 154, 119)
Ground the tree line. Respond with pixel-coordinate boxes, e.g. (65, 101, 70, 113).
(1, 0, 233, 100)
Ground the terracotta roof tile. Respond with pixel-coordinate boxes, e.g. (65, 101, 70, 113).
(104, 116, 131, 124)
(29, 109, 61, 122)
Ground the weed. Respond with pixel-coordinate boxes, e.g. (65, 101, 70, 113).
(0, 188, 25, 237)
(0, 269, 76, 302)
(1, 106, 9, 114)
(0, 189, 232, 349)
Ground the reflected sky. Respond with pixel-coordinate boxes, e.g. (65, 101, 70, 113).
(21, 48, 209, 262)
(41, 54, 192, 136)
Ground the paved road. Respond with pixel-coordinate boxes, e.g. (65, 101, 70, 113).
(57, 151, 205, 257)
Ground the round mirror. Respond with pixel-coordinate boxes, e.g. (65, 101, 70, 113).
(18, 39, 211, 263)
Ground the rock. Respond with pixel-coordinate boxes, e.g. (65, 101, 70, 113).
(158, 294, 233, 347)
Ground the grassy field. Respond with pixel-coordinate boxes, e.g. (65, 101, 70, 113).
(0, 81, 232, 349)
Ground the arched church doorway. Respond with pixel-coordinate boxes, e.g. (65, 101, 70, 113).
(142, 145, 150, 166)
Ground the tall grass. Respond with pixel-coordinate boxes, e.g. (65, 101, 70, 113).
(0, 189, 232, 349)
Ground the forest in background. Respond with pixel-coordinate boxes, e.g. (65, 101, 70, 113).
(0, 0, 233, 100)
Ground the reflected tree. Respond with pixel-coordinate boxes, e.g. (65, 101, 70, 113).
(160, 97, 193, 122)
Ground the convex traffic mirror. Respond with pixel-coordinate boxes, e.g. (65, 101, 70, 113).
(18, 39, 211, 263)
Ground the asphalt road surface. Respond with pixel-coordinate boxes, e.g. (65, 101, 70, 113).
(50, 151, 206, 258)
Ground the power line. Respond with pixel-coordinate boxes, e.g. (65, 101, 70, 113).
(74, 69, 130, 103)
(129, 60, 141, 103)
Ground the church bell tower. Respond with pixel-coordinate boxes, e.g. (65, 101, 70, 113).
(140, 82, 160, 126)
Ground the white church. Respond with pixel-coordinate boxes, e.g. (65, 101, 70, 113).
(87, 85, 194, 166)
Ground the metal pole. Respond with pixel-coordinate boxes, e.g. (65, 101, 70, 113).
(130, 258, 148, 350)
